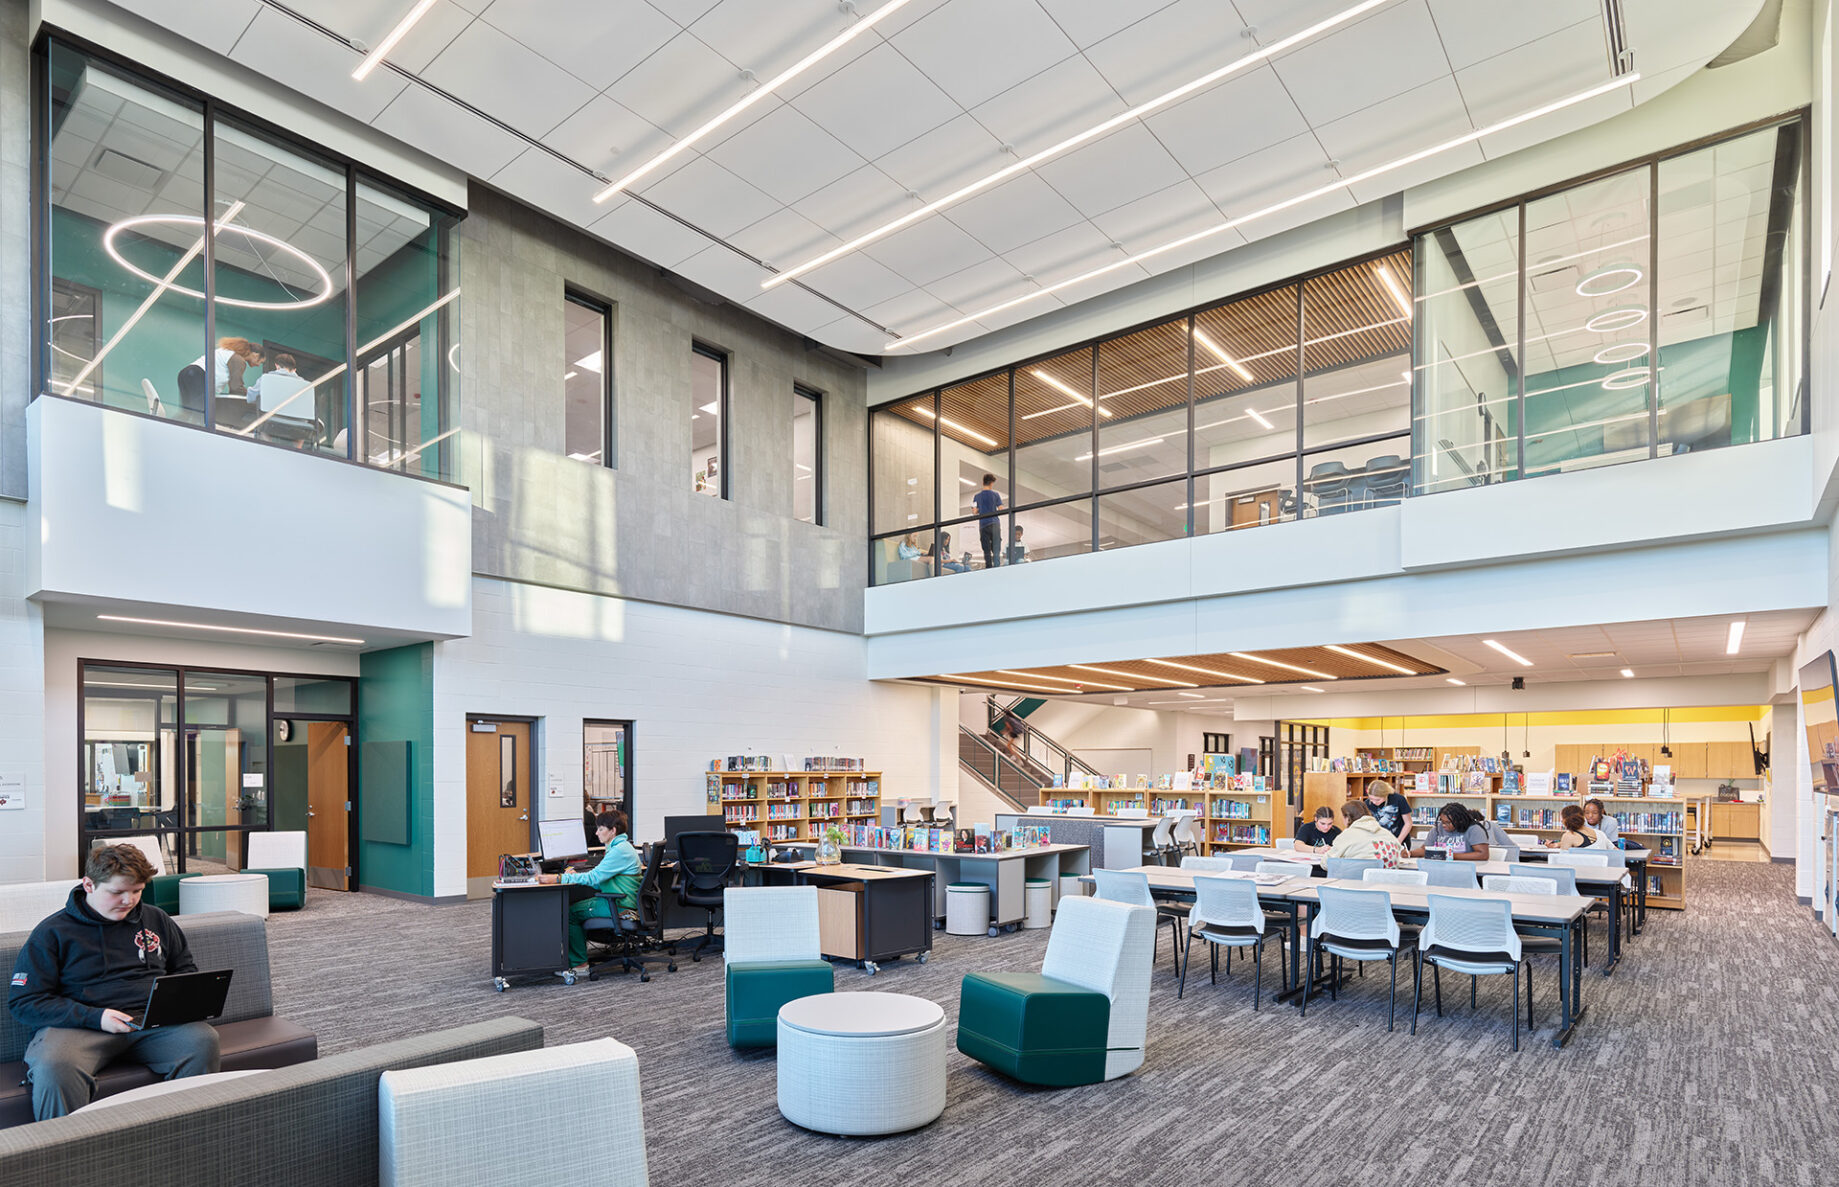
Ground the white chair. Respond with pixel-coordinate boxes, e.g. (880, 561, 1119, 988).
(1550, 851, 1611, 867)
(1181, 875, 1285, 1008)
(1227, 853, 1265, 872)
(1115, 806, 1150, 819)
(1171, 811, 1201, 858)
(140, 378, 165, 416)
(1254, 861, 1310, 878)
(380, 1038, 645, 1185)
(243, 831, 308, 910)
(1483, 875, 1558, 895)
(723, 886, 833, 1047)
(1412, 894, 1533, 1051)
(1148, 816, 1176, 865)
(1484, 876, 1567, 997)
(1092, 869, 1182, 974)
(1421, 862, 1480, 889)
(1180, 856, 1236, 873)
(1301, 886, 1413, 1031)
(1039, 896, 1154, 1081)
(1362, 868, 1429, 887)
(1548, 852, 1627, 960)
(1066, 806, 1096, 816)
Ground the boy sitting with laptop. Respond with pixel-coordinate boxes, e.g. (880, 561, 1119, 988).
(8, 843, 222, 1119)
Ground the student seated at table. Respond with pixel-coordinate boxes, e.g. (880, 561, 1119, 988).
(1411, 802, 1490, 861)
(1582, 798, 1620, 845)
(1325, 799, 1402, 867)
(1293, 805, 1341, 853)
(536, 809, 640, 978)
(1548, 804, 1608, 850)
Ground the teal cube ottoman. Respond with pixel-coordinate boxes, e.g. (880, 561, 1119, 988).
(726, 960, 834, 1048)
(956, 971, 1111, 1087)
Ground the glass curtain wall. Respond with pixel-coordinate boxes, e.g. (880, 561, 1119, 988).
(1412, 119, 1804, 491)
(869, 251, 1416, 582)
(41, 41, 461, 480)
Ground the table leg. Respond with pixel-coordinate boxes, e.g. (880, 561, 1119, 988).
(1272, 902, 1308, 1006)
(1633, 858, 1647, 934)
(1550, 917, 1587, 1048)
(1603, 884, 1621, 977)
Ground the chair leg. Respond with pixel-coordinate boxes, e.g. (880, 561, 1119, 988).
(1300, 941, 1316, 1018)
(1210, 941, 1218, 986)
(1253, 940, 1263, 1011)
(1470, 974, 1477, 1010)
(1387, 952, 1398, 1032)
(1224, 946, 1232, 977)
(1525, 960, 1535, 1031)
(1330, 953, 1340, 1001)
(1410, 949, 1425, 1034)
(1178, 926, 1193, 1000)
(1512, 965, 1521, 1053)
(1433, 962, 1443, 1017)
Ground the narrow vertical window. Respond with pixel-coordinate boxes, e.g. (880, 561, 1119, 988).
(564, 292, 610, 465)
(793, 385, 822, 524)
(692, 345, 727, 498)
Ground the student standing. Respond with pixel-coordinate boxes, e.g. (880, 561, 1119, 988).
(973, 473, 1003, 570)
(1363, 779, 1413, 843)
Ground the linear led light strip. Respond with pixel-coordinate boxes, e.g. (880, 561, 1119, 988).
(61, 201, 246, 397)
(241, 288, 461, 436)
(1323, 644, 1418, 675)
(1068, 663, 1195, 688)
(1025, 369, 1113, 419)
(353, 0, 439, 81)
(887, 72, 1642, 350)
(1145, 659, 1263, 684)
(949, 673, 1086, 695)
(1483, 638, 1534, 667)
(911, 404, 999, 448)
(97, 614, 364, 645)
(593, 0, 917, 202)
(1229, 652, 1336, 679)
(996, 669, 1132, 692)
(766, 0, 1395, 290)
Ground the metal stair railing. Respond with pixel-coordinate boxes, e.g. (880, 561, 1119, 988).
(957, 726, 1032, 812)
(985, 696, 1100, 787)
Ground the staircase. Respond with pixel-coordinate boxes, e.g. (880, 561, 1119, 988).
(958, 701, 1103, 815)
(958, 729, 1040, 810)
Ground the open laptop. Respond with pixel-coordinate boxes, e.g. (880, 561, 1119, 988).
(127, 969, 233, 1030)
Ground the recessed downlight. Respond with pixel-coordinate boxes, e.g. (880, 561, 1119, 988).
(1446, 678, 1466, 686)
(1620, 669, 1635, 678)
(1726, 620, 1746, 655)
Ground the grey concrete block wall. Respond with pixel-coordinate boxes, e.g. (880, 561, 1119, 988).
(458, 186, 869, 633)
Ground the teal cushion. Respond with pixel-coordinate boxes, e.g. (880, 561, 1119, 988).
(245, 868, 307, 910)
(148, 873, 197, 915)
(957, 972, 1110, 1087)
(726, 960, 833, 1049)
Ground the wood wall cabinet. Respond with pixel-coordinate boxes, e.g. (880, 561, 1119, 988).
(1706, 741, 1751, 779)
(1670, 743, 1707, 778)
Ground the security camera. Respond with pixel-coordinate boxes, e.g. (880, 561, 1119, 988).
(1511, 676, 1525, 691)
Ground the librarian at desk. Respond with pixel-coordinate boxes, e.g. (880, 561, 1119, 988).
(536, 810, 640, 972)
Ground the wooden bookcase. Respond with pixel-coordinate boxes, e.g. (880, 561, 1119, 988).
(1490, 792, 1686, 908)
(1033, 787, 1286, 853)
(707, 771, 880, 844)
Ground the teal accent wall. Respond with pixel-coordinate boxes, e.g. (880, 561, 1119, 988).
(358, 643, 435, 897)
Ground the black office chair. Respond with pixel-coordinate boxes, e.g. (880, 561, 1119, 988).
(583, 842, 677, 983)
(675, 831, 738, 961)
(175, 364, 207, 416)
(1362, 454, 1408, 507)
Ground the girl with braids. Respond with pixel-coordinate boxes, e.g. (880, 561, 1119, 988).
(1411, 801, 1491, 861)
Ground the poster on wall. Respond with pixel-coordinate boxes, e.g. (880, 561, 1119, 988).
(0, 774, 22, 811)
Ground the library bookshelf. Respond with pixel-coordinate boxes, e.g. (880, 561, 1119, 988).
(1033, 788, 1287, 853)
(1493, 793, 1688, 908)
(707, 771, 881, 844)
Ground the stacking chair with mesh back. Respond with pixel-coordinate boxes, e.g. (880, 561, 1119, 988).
(1305, 460, 1353, 515)
(1301, 887, 1414, 1029)
(1422, 861, 1481, 889)
(1484, 874, 1564, 1005)
(1171, 812, 1201, 859)
(1324, 857, 1381, 881)
(1180, 856, 1236, 873)
(674, 831, 738, 961)
(1362, 454, 1407, 506)
(1226, 853, 1266, 872)
(1412, 893, 1532, 1051)
(1181, 876, 1285, 1008)
(1092, 869, 1183, 975)
(1550, 851, 1620, 961)
(583, 841, 678, 983)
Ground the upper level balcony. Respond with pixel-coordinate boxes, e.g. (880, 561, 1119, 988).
(867, 117, 1809, 603)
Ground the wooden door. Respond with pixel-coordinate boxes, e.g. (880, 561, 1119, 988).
(305, 723, 350, 890)
(466, 719, 533, 892)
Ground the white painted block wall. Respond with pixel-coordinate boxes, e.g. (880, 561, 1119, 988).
(428, 578, 950, 898)
(0, 502, 45, 883)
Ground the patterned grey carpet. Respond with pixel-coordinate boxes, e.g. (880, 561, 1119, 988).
(266, 861, 1838, 1186)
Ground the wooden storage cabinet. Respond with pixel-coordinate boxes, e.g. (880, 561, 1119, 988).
(1710, 801, 1760, 840)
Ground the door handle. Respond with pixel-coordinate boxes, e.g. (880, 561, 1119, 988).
(518, 813, 529, 821)
(307, 811, 316, 818)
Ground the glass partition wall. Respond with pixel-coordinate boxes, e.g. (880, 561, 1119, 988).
(39, 41, 462, 481)
(869, 248, 1414, 583)
(870, 120, 1805, 582)
(1412, 118, 1805, 492)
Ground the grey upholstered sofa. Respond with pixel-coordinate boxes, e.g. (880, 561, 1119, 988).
(0, 1016, 545, 1186)
(0, 910, 317, 1127)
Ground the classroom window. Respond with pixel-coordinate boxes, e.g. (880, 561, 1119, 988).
(691, 345, 727, 497)
(564, 293, 611, 465)
(793, 385, 822, 524)
(39, 40, 462, 480)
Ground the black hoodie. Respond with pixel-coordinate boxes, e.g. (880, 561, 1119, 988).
(8, 887, 196, 1032)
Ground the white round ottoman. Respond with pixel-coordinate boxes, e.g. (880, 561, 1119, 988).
(179, 873, 269, 918)
(777, 992, 946, 1136)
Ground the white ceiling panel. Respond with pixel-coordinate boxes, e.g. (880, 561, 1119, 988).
(890, 0, 1078, 109)
(1033, 124, 1189, 219)
(1081, 0, 1252, 106)
(791, 42, 960, 161)
(943, 173, 1084, 255)
(480, 0, 681, 91)
(742, 282, 852, 331)
(1139, 66, 1309, 179)
(674, 243, 775, 294)
(1271, 0, 1452, 127)
(109, 0, 1764, 353)
(706, 104, 861, 205)
(967, 55, 1127, 160)
(421, 20, 598, 138)
(586, 197, 710, 269)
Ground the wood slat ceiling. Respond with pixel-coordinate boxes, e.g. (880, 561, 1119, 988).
(924, 641, 1442, 695)
(883, 249, 1415, 452)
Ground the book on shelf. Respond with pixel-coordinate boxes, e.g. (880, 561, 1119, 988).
(1556, 773, 1573, 792)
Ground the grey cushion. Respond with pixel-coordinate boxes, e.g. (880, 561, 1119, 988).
(0, 1017, 544, 1187)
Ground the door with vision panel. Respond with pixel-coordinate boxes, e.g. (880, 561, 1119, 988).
(465, 719, 534, 897)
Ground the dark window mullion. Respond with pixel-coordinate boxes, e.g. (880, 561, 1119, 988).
(201, 100, 216, 432)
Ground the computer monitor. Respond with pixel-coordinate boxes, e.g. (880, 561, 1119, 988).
(537, 818, 590, 862)
(663, 814, 726, 858)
